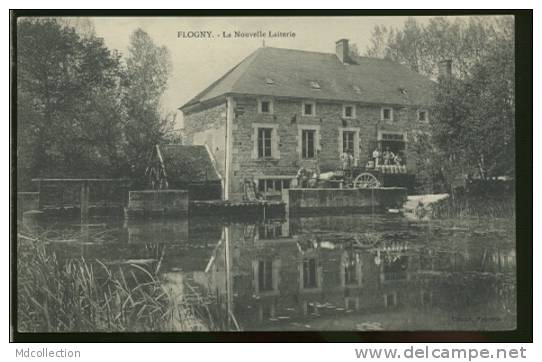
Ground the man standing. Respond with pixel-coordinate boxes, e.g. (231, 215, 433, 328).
(372, 148, 381, 167)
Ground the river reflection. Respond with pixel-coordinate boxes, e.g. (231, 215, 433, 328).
(39, 213, 516, 331)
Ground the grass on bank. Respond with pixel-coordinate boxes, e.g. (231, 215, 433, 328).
(16, 228, 212, 332)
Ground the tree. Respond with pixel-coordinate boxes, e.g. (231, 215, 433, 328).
(16, 18, 126, 188)
(16, 21, 176, 190)
(386, 17, 426, 73)
(364, 25, 391, 58)
(364, 16, 515, 190)
(348, 42, 360, 58)
(364, 16, 512, 80)
(432, 30, 514, 181)
(122, 28, 173, 182)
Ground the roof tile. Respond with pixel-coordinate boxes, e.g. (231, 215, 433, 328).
(181, 47, 435, 110)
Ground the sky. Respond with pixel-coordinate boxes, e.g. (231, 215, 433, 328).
(91, 16, 437, 128)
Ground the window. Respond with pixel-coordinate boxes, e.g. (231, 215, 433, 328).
(302, 101, 316, 116)
(257, 178, 291, 198)
(342, 131, 355, 155)
(260, 101, 270, 113)
(253, 123, 279, 160)
(302, 258, 318, 289)
(377, 131, 406, 165)
(265, 77, 275, 84)
(382, 256, 408, 282)
(258, 223, 284, 240)
(258, 259, 274, 291)
(343, 104, 355, 118)
(343, 249, 361, 286)
(301, 129, 316, 159)
(352, 85, 362, 94)
(339, 128, 359, 163)
(253, 258, 280, 294)
(381, 107, 394, 121)
(257, 128, 273, 158)
(345, 262, 358, 286)
(305, 302, 318, 315)
(417, 109, 428, 122)
(298, 125, 320, 160)
(258, 98, 273, 114)
(380, 133, 404, 141)
(345, 264, 358, 285)
(384, 293, 397, 308)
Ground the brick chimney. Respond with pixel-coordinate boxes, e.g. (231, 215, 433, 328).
(438, 59, 452, 80)
(336, 39, 350, 64)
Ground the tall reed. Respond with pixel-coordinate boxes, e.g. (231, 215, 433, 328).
(17, 230, 209, 332)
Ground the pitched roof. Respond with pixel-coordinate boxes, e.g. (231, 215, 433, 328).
(181, 47, 435, 111)
(158, 145, 221, 183)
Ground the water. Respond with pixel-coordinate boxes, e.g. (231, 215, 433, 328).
(34, 213, 516, 331)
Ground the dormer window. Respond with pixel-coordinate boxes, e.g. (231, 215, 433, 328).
(258, 98, 273, 114)
(302, 101, 316, 116)
(417, 109, 429, 122)
(265, 77, 275, 85)
(381, 107, 394, 122)
(343, 104, 356, 118)
(309, 81, 321, 89)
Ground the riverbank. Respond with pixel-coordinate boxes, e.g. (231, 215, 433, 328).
(16, 228, 210, 332)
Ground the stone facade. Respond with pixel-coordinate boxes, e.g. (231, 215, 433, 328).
(183, 101, 228, 177)
(184, 96, 430, 201)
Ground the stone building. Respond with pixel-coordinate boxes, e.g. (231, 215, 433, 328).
(180, 39, 436, 201)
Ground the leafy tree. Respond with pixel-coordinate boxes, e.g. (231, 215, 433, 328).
(432, 31, 514, 181)
(16, 18, 126, 188)
(122, 28, 173, 182)
(16, 21, 175, 190)
(347, 42, 360, 58)
(364, 16, 515, 190)
(364, 16, 513, 79)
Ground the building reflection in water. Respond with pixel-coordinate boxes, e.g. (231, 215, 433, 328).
(203, 215, 516, 331)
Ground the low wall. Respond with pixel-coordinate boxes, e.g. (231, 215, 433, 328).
(283, 188, 407, 214)
(125, 190, 188, 218)
(17, 192, 40, 219)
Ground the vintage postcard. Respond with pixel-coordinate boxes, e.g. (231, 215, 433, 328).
(12, 12, 527, 340)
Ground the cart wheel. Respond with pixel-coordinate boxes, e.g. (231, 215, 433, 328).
(353, 172, 381, 188)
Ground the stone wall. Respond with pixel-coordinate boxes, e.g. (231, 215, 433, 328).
(230, 96, 429, 200)
(183, 102, 228, 177)
(184, 95, 430, 201)
(283, 187, 407, 213)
